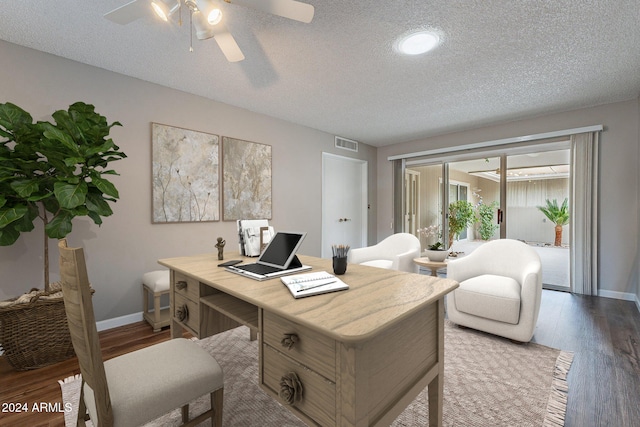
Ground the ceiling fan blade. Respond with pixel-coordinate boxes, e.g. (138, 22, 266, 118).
(212, 23, 245, 62)
(104, 0, 150, 25)
(228, 0, 314, 23)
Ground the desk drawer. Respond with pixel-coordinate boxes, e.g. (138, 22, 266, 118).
(173, 272, 199, 302)
(262, 344, 335, 427)
(263, 311, 336, 380)
(173, 293, 199, 335)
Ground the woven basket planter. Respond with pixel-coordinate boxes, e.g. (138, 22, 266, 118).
(0, 283, 75, 371)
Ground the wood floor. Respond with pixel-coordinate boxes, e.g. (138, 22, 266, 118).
(1, 290, 639, 427)
(532, 290, 640, 427)
(0, 322, 188, 427)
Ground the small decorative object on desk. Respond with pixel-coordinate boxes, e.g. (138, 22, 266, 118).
(332, 244, 350, 275)
(215, 237, 225, 260)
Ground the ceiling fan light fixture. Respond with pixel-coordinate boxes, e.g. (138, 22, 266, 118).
(396, 31, 440, 55)
(194, 1, 221, 25)
(151, 0, 180, 21)
(207, 8, 222, 25)
(193, 11, 215, 40)
(151, 1, 169, 21)
(106, 0, 313, 61)
(168, 2, 181, 15)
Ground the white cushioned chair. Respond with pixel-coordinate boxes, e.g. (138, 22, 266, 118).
(446, 239, 542, 342)
(348, 233, 421, 273)
(58, 240, 224, 427)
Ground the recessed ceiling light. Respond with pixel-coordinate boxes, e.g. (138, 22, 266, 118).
(397, 31, 440, 55)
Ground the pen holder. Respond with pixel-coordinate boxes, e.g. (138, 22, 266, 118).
(333, 256, 347, 275)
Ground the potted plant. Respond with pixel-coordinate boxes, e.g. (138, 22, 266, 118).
(0, 101, 126, 370)
(417, 224, 448, 261)
(476, 200, 499, 240)
(448, 200, 475, 247)
(537, 198, 569, 246)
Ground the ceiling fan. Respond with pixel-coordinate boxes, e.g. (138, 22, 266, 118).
(104, 0, 315, 62)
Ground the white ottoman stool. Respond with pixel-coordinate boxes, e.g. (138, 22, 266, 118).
(142, 270, 170, 332)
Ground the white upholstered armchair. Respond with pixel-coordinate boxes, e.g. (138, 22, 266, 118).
(446, 239, 543, 342)
(348, 233, 421, 273)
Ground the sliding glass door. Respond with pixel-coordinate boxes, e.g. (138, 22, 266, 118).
(404, 145, 571, 289)
(447, 157, 501, 251)
(403, 164, 444, 250)
(505, 149, 570, 289)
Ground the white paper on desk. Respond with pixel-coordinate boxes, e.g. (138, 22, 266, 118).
(281, 271, 349, 298)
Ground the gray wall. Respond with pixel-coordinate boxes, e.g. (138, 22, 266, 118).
(0, 41, 377, 321)
(378, 99, 640, 301)
(637, 96, 640, 307)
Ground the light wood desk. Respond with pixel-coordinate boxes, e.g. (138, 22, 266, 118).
(158, 252, 458, 427)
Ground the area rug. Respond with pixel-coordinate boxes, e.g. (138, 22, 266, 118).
(60, 323, 573, 426)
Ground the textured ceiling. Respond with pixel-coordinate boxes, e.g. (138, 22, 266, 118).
(1, 1, 639, 147)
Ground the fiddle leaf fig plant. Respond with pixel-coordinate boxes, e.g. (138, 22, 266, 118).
(0, 101, 126, 291)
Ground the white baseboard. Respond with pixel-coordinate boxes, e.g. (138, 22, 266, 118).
(95, 305, 170, 331)
(96, 311, 143, 332)
(597, 289, 637, 302)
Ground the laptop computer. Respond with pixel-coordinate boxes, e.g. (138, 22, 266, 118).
(226, 231, 311, 281)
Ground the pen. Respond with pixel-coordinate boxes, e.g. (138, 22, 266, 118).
(297, 280, 336, 292)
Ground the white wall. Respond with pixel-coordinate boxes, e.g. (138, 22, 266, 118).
(0, 41, 377, 321)
(378, 99, 640, 298)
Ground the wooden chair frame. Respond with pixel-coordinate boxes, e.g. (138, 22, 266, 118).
(58, 239, 223, 426)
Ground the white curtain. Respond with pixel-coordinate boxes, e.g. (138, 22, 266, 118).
(570, 132, 599, 295)
(506, 178, 569, 244)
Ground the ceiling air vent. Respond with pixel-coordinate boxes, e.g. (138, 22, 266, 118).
(335, 136, 359, 152)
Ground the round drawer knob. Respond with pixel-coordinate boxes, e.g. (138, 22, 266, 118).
(279, 372, 303, 405)
(281, 333, 299, 350)
(176, 304, 189, 322)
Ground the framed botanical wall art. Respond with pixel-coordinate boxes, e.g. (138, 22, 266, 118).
(222, 137, 272, 220)
(152, 123, 220, 223)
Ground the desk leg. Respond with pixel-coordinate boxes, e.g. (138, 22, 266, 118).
(427, 372, 443, 427)
(428, 298, 445, 427)
(169, 271, 182, 339)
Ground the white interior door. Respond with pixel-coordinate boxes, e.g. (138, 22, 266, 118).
(321, 153, 368, 258)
